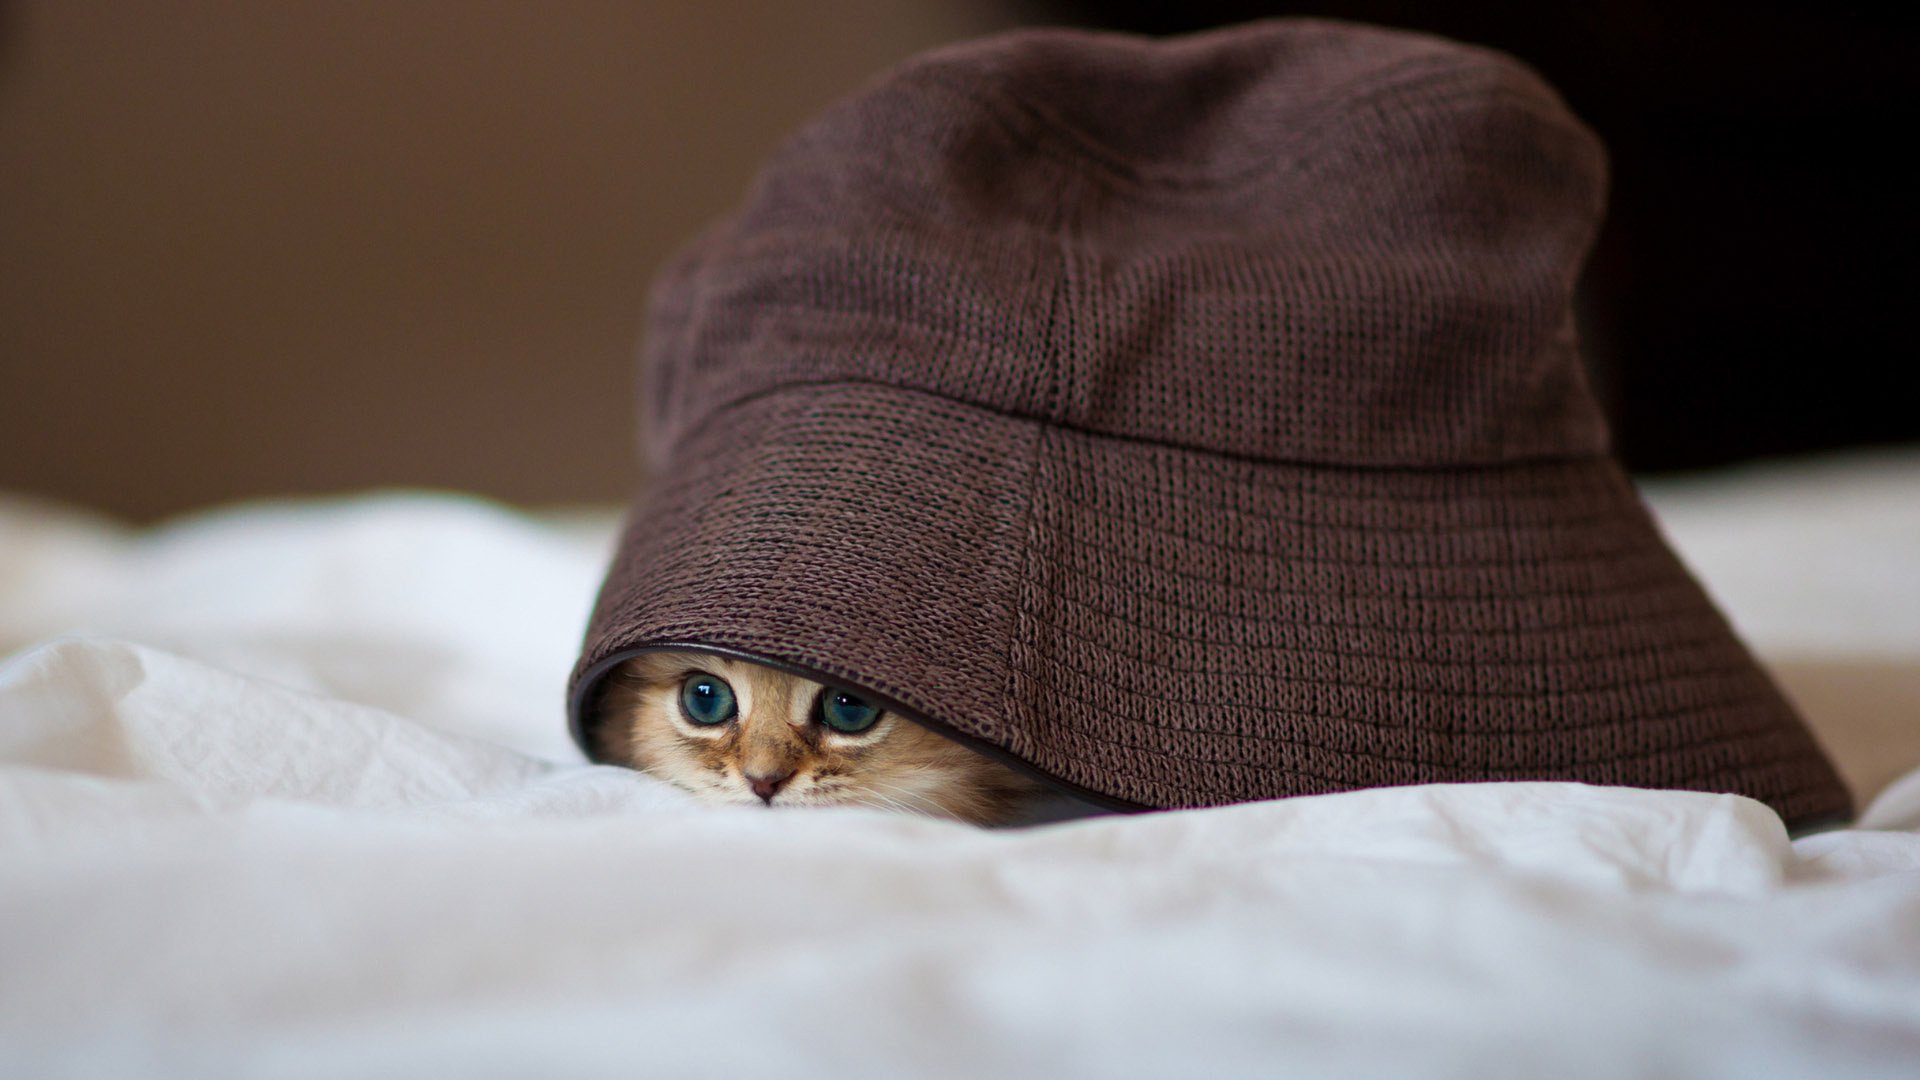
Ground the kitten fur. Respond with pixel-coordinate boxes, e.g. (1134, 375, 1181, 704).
(594, 651, 1046, 825)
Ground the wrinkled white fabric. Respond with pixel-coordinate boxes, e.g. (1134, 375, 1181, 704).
(2, 467, 1918, 1079)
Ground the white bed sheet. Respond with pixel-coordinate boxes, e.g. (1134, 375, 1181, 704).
(3, 453, 1918, 1078)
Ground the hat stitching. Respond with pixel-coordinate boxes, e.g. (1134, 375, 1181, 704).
(1036, 708, 1806, 779)
(1042, 466, 1634, 528)
(1035, 527, 1691, 593)
(1007, 606, 1743, 671)
(646, 389, 1034, 486)
(654, 227, 1604, 467)
(1028, 584, 1709, 651)
(1016, 636, 1764, 706)
(675, 245, 1589, 440)
(623, 539, 1713, 640)
(1269, 719, 1793, 779)
(611, 521, 1700, 609)
(645, 386, 1620, 522)
(997, 424, 1050, 768)
(663, 372, 1613, 479)
(619, 534, 1716, 647)
(1025, 720, 1823, 797)
(1022, 693, 1778, 761)
(1072, 443, 1621, 499)
(1034, 503, 1660, 564)
(996, 160, 1081, 767)
(1058, 492, 1635, 540)
(606, 467, 1703, 624)
(1051, 161, 1083, 422)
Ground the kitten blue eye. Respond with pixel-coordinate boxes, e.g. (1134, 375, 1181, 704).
(818, 689, 880, 734)
(679, 675, 737, 726)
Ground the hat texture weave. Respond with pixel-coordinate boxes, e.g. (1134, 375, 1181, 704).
(571, 19, 1851, 829)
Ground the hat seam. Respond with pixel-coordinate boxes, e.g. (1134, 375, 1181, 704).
(1000, 427, 1047, 770)
(995, 158, 1081, 767)
(1054, 484, 1634, 535)
(1033, 503, 1663, 566)
(654, 386, 1618, 503)
(1064, 447, 1624, 504)
(672, 375, 1612, 474)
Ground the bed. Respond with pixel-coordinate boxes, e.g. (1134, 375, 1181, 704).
(3, 449, 1918, 1078)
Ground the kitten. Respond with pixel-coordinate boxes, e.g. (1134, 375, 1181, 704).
(593, 651, 1050, 825)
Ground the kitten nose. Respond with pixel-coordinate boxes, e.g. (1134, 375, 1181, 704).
(746, 769, 794, 804)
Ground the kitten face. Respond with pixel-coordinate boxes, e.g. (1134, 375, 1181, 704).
(593, 651, 1045, 825)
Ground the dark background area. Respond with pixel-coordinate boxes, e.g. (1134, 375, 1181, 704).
(2, 2, 1913, 521)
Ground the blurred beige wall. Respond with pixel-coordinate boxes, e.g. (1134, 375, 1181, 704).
(0, 0, 1013, 520)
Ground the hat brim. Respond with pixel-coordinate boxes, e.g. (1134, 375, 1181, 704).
(571, 383, 1851, 831)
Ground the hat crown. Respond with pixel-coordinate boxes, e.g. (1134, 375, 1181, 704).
(644, 19, 1611, 468)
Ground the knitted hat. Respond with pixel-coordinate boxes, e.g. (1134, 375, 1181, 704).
(570, 19, 1852, 831)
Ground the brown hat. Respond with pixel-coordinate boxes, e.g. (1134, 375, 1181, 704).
(570, 19, 1851, 830)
